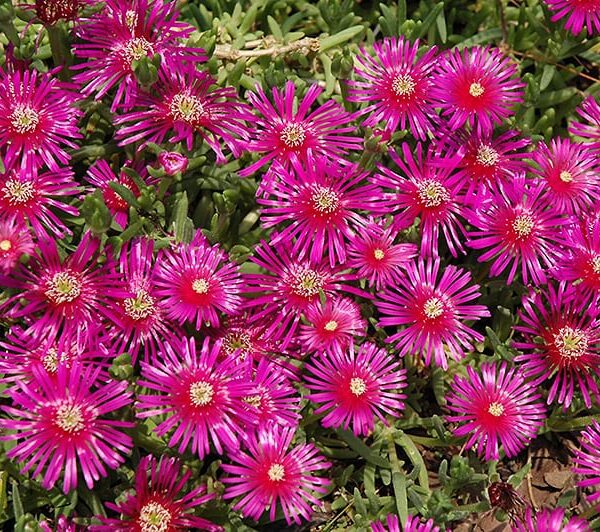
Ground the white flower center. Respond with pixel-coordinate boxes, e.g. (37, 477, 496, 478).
(591, 255, 600, 274)
(559, 170, 573, 183)
(243, 394, 262, 408)
(512, 214, 535, 238)
(169, 93, 206, 124)
(267, 463, 286, 482)
(123, 289, 155, 320)
(138, 501, 172, 532)
(192, 278, 210, 295)
(349, 377, 367, 396)
(290, 267, 324, 298)
(10, 105, 40, 134)
(373, 248, 385, 260)
(476, 144, 499, 167)
(125, 9, 138, 29)
(324, 320, 338, 331)
(469, 82, 485, 97)
(121, 37, 154, 64)
(417, 180, 450, 208)
(487, 402, 504, 417)
(0, 239, 12, 252)
(222, 330, 252, 358)
(189, 381, 214, 406)
(391, 73, 416, 96)
(3, 179, 35, 205)
(553, 326, 588, 359)
(55, 403, 85, 433)
(280, 123, 306, 148)
(423, 297, 444, 319)
(42, 348, 59, 374)
(311, 185, 340, 214)
(45, 271, 82, 305)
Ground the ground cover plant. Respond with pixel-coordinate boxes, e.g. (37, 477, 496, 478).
(0, 0, 599, 530)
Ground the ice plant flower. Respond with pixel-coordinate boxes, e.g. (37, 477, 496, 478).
(572, 419, 600, 507)
(115, 63, 249, 161)
(431, 46, 524, 133)
(27, 0, 86, 25)
(158, 150, 188, 175)
(514, 283, 600, 409)
(375, 257, 489, 369)
(304, 342, 407, 436)
(570, 95, 600, 142)
(372, 143, 467, 257)
(0, 216, 34, 273)
(347, 219, 418, 289)
(446, 362, 546, 460)
(371, 514, 441, 532)
(0, 363, 134, 493)
(258, 158, 381, 266)
(512, 506, 590, 531)
(221, 424, 331, 525)
(348, 36, 439, 139)
(73, 0, 205, 111)
(136, 337, 250, 459)
(240, 81, 362, 175)
(531, 138, 600, 214)
(154, 235, 243, 328)
(0, 66, 81, 174)
(92, 455, 222, 531)
(298, 297, 366, 355)
(466, 176, 568, 285)
(545, 0, 600, 35)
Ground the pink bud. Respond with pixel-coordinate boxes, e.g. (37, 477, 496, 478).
(158, 151, 188, 175)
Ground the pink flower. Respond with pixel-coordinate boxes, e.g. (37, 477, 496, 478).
(431, 47, 524, 133)
(347, 219, 418, 289)
(304, 342, 407, 436)
(115, 63, 249, 162)
(0, 66, 81, 174)
(216, 315, 276, 365)
(0, 167, 79, 239)
(573, 419, 600, 508)
(221, 425, 331, 525)
(154, 235, 243, 328)
(240, 81, 362, 175)
(372, 142, 467, 257)
(91, 455, 222, 531)
(545, 0, 600, 35)
(531, 138, 600, 214)
(512, 506, 590, 532)
(136, 337, 250, 459)
(258, 158, 381, 266)
(514, 283, 600, 409)
(0, 363, 134, 493)
(0, 216, 34, 273)
(73, 0, 205, 111)
(347, 36, 439, 140)
(466, 177, 569, 285)
(372, 514, 441, 532)
(570, 95, 600, 142)
(30, 0, 86, 25)
(158, 150, 188, 175)
(446, 362, 546, 460)
(375, 257, 489, 369)
(298, 297, 366, 355)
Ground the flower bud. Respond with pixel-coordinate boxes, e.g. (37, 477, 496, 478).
(158, 151, 188, 176)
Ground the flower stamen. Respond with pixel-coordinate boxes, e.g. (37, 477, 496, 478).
(189, 381, 214, 406)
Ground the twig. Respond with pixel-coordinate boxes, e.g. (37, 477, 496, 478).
(511, 49, 600, 85)
(526, 449, 538, 511)
(214, 37, 320, 60)
(496, 0, 508, 44)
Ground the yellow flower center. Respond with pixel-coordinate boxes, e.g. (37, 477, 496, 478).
(591, 255, 600, 274)
(349, 377, 367, 396)
(0, 239, 12, 252)
(423, 297, 444, 319)
(373, 248, 385, 260)
(45, 271, 82, 305)
(512, 214, 535, 238)
(222, 330, 252, 358)
(122, 37, 154, 63)
(192, 278, 210, 295)
(125, 9, 138, 29)
(417, 180, 450, 208)
(324, 320, 338, 331)
(169, 93, 206, 124)
(280, 123, 306, 148)
(290, 267, 324, 298)
(311, 185, 340, 214)
(10, 105, 40, 134)
(123, 289, 155, 320)
(138, 501, 172, 532)
(55, 403, 85, 433)
(391, 73, 416, 96)
(3, 179, 35, 205)
(487, 402, 504, 417)
(476, 144, 499, 167)
(267, 463, 286, 482)
(553, 326, 588, 359)
(243, 394, 262, 408)
(189, 381, 214, 406)
(559, 170, 573, 183)
(469, 82, 485, 97)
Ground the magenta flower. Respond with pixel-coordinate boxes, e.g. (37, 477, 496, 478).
(29, 0, 86, 26)
(73, 0, 205, 111)
(216, 315, 276, 365)
(375, 257, 489, 369)
(304, 342, 407, 436)
(512, 506, 590, 532)
(573, 419, 600, 507)
(221, 425, 331, 525)
(92, 455, 222, 531)
(298, 297, 366, 355)
(514, 283, 600, 409)
(0, 216, 34, 273)
(372, 143, 467, 257)
(431, 47, 524, 133)
(258, 158, 380, 266)
(347, 36, 439, 139)
(136, 337, 249, 459)
(545, 0, 600, 35)
(446, 362, 546, 460)
(158, 150, 188, 175)
(0, 363, 134, 493)
(240, 81, 362, 175)
(0, 167, 79, 239)
(372, 514, 441, 532)
(0, 66, 81, 174)
(154, 236, 243, 329)
(115, 63, 249, 162)
(531, 138, 600, 214)
(466, 176, 568, 285)
(347, 219, 418, 289)
(570, 95, 600, 142)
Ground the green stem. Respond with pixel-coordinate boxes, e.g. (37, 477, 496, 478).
(47, 23, 72, 80)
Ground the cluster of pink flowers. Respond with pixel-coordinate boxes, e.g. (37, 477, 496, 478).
(1, 0, 599, 529)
